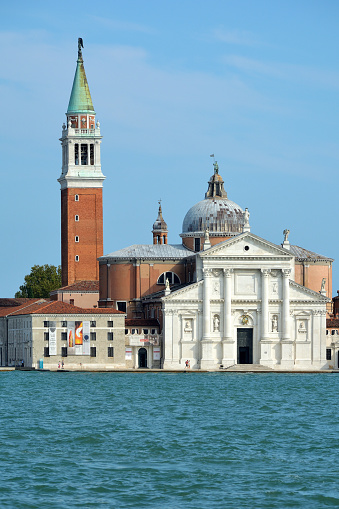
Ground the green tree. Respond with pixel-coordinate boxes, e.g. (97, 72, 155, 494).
(15, 265, 62, 298)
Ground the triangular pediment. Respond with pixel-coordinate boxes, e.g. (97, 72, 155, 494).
(162, 281, 202, 301)
(289, 280, 330, 302)
(200, 233, 294, 259)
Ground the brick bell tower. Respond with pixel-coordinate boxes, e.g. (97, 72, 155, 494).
(58, 38, 105, 287)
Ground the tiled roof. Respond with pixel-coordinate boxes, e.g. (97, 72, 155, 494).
(100, 244, 191, 260)
(327, 319, 339, 328)
(0, 298, 39, 307)
(290, 245, 333, 261)
(125, 319, 159, 327)
(7, 300, 124, 316)
(51, 280, 99, 294)
(0, 299, 45, 317)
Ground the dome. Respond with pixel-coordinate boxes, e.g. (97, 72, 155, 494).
(181, 161, 245, 237)
(182, 197, 244, 236)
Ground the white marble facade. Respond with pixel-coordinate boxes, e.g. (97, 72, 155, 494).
(162, 233, 329, 370)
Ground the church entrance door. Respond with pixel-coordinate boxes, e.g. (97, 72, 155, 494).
(237, 328, 253, 364)
(138, 348, 147, 368)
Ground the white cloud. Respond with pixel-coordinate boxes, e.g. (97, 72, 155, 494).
(89, 16, 156, 34)
(213, 28, 260, 46)
(223, 55, 339, 89)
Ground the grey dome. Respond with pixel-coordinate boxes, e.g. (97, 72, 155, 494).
(182, 198, 244, 236)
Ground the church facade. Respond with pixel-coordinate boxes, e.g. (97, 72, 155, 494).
(162, 233, 328, 370)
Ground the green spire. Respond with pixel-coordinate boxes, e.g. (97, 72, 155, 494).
(67, 39, 94, 114)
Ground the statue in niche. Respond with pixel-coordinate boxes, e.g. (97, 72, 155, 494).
(272, 282, 278, 293)
(272, 315, 278, 332)
(298, 321, 306, 332)
(213, 315, 220, 332)
(184, 320, 192, 332)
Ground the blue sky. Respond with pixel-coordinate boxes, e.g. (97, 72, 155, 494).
(1, 0, 338, 296)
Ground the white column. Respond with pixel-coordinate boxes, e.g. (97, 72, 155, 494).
(95, 140, 101, 165)
(68, 140, 74, 165)
(223, 268, 233, 340)
(203, 268, 212, 339)
(282, 269, 291, 340)
(261, 269, 270, 340)
(162, 309, 174, 368)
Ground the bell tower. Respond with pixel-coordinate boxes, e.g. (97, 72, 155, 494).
(58, 39, 105, 287)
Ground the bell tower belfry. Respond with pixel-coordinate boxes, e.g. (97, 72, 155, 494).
(58, 39, 105, 287)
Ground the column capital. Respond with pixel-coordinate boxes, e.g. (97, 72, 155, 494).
(203, 268, 213, 278)
(261, 269, 271, 277)
(282, 268, 291, 278)
(223, 268, 233, 277)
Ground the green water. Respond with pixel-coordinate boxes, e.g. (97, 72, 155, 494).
(0, 372, 338, 508)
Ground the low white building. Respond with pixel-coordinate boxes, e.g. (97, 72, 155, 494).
(162, 232, 329, 370)
(0, 300, 126, 370)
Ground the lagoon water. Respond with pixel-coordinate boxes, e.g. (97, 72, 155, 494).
(0, 372, 339, 508)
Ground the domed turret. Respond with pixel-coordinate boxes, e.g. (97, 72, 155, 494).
(152, 201, 168, 245)
(180, 162, 245, 251)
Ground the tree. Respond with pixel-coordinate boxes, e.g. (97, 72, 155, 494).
(15, 265, 62, 298)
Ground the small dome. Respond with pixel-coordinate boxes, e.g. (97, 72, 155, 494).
(182, 198, 244, 236)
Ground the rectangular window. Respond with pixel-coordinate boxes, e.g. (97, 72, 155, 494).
(143, 329, 149, 334)
(75, 215, 79, 221)
(44, 347, 50, 357)
(326, 349, 332, 360)
(90, 144, 94, 165)
(332, 330, 336, 335)
(61, 321, 67, 327)
(90, 332, 96, 341)
(70, 299, 74, 305)
(90, 347, 96, 357)
(90, 321, 96, 327)
(75, 143, 79, 165)
(107, 320, 113, 327)
(151, 329, 156, 335)
(117, 301, 127, 313)
(194, 238, 201, 252)
(107, 332, 113, 341)
(44, 321, 49, 327)
(75, 195, 79, 202)
(75, 236, 79, 242)
(61, 332, 67, 341)
(108, 347, 114, 358)
(75, 255, 79, 262)
(61, 347, 68, 357)
(44, 332, 49, 341)
(81, 144, 88, 165)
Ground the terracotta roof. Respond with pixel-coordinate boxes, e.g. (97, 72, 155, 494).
(125, 319, 159, 327)
(0, 299, 44, 317)
(7, 300, 124, 316)
(0, 298, 38, 307)
(51, 281, 99, 294)
(327, 319, 339, 328)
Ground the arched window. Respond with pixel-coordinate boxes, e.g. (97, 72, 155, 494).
(157, 272, 181, 285)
